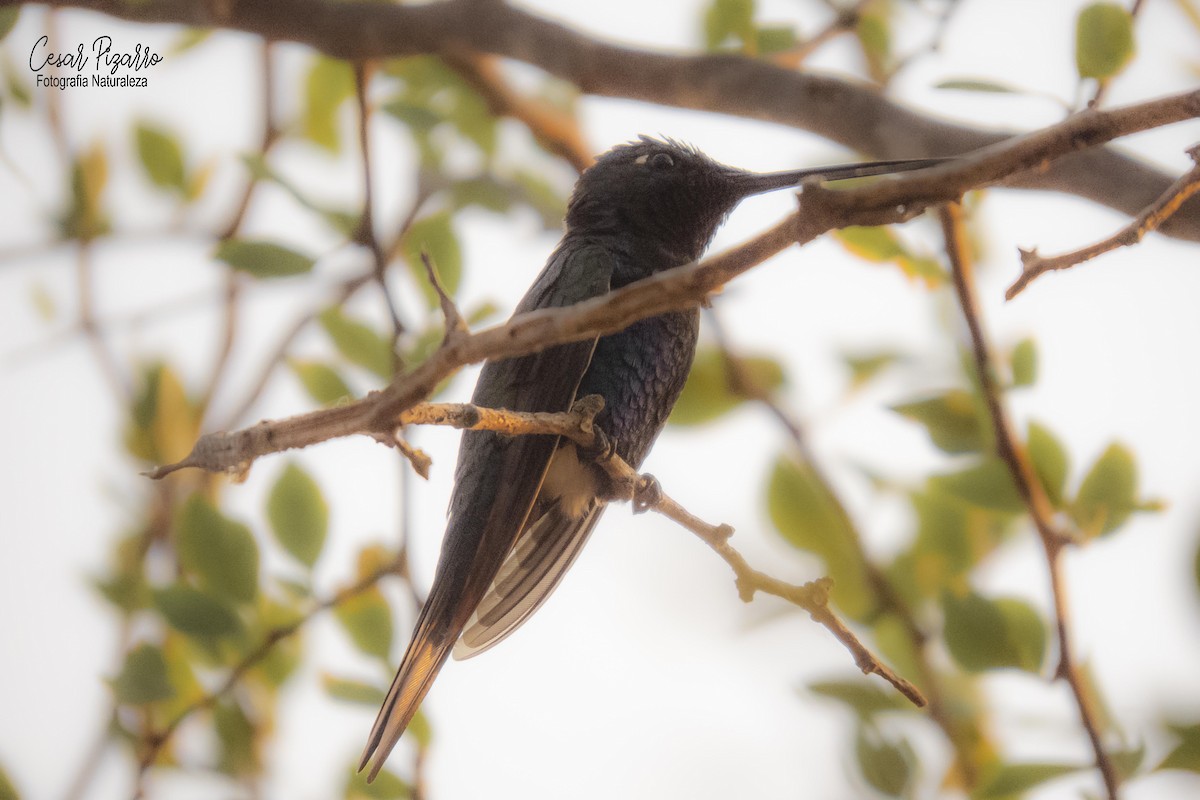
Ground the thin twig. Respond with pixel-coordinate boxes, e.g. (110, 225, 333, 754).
(705, 310, 976, 784)
(1007, 144, 1200, 298)
(940, 202, 1120, 800)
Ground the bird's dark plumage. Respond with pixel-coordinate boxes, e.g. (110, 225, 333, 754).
(359, 138, 948, 779)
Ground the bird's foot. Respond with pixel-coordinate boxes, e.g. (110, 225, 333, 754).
(633, 474, 662, 514)
(579, 426, 618, 464)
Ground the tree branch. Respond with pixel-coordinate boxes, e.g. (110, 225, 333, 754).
(939, 202, 1120, 800)
(24, 0, 1200, 241)
(1007, 144, 1200, 299)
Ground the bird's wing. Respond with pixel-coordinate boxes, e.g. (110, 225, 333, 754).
(359, 241, 615, 781)
(454, 497, 605, 660)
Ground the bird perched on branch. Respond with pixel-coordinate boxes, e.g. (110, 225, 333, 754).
(360, 136, 945, 779)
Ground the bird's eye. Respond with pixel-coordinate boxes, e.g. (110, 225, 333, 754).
(649, 152, 674, 169)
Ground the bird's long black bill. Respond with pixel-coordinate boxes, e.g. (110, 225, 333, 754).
(736, 157, 951, 196)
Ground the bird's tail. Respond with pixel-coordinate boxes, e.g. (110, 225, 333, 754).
(357, 599, 459, 782)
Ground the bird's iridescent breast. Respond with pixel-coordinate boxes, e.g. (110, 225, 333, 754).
(576, 307, 699, 469)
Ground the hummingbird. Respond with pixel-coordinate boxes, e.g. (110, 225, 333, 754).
(359, 137, 945, 779)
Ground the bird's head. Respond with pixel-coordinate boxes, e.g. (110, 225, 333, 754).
(565, 136, 948, 269)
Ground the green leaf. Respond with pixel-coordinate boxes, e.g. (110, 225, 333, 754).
(267, 463, 329, 569)
(855, 9, 892, 80)
(289, 359, 354, 406)
(835, 226, 945, 286)
(936, 78, 1023, 94)
(319, 307, 394, 379)
(755, 25, 797, 55)
(670, 347, 784, 427)
(1159, 722, 1200, 773)
(942, 591, 1045, 672)
(809, 679, 911, 719)
(0, 9, 20, 42)
(334, 587, 393, 660)
(975, 762, 1086, 799)
(322, 674, 387, 706)
(931, 459, 1024, 515)
(1076, 3, 1135, 80)
(1071, 442, 1138, 537)
(214, 239, 315, 279)
(1027, 420, 1069, 507)
(401, 211, 463, 309)
(175, 494, 259, 604)
(153, 584, 243, 639)
(704, 0, 756, 51)
(1010, 338, 1038, 387)
(854, 725, 913, 797)
(1112, 741, 1147, 780)
(767, 454, 874, 620)
(215, 700, 258, 776)
(59, 142, 110, 240)
(843, 350, 901, 388)
(111, 644, 175, 705)
(240, 154, 358, 235)
(0, 763, 18, 800)
(135, 123, 187, 193)
(892, 389, 986, 454)
(451, 176, 515, 214)
(513, 170, 568, 230)
(345, 764, 411, 799)
(304, 55, 354, 152)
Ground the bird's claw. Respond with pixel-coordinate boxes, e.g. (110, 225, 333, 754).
(581, 426, 618, 464)
(633, 474, 662, 514)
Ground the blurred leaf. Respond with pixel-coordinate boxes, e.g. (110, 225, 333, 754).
(4, 55, 31, 108)
(29, 282, 56, 322)
(670, 347, 784, 426)
(267, 462, 329, 569)
(1010, 338, 1038, 387)
(176, 494, 259, 604)
(768, 454, 875, 620)
(60, 142, 110, 240)
(124, 363, 200, 464)
(241, 154, 358, 235)
(975, 762, 1085, 799)
(289, 359, 354, 406)
(1071, 442, 1138, 537)
(0, 9, 19, 41)
(408, 709, 433, 748)
(304, 55, 354, 152)
(111, 643, 175, 705)
(167, 28, 211, 56)
(319, 307, 394, 379)
(843, 350, 901, 388)
(931, 459, 1024, 515)
(1076, 3, 1135, 80)
(892, 389, 985, 454)
(252, 597, 304, 687)
(1112, 741, 1146, 779)
(323, 674, 387, 706)
(855, 7, 891, 80)
(451, 176, 515, 214)
(135, 122, 187, 193)
(1159, 722, 1200, 772)
(346, 765, 411, 799)
(835, 226, 946, 286)
(943, 590, 1045, 672)
(153, 584, 242, 639)
(809, 679, 910, 719)
(215, 700, 258, 776)
(334, 587, 393, 660)
(513, 169, 568, 229)
(756, 24, 797, 55)
(0, 764, 18, 800)
(936, 78, 1023, 94)
(855, 725, 913, 797)
(214, 239, 314, 279)
(401, 211, 463, 309)
(1027, 420, 1069, 507)
(704, 0, 756, 51)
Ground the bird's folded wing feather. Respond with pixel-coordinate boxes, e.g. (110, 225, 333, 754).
(359, 241, 616, 780)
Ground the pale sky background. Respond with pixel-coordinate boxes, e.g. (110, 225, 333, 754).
(2, 1, 1200, 799)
